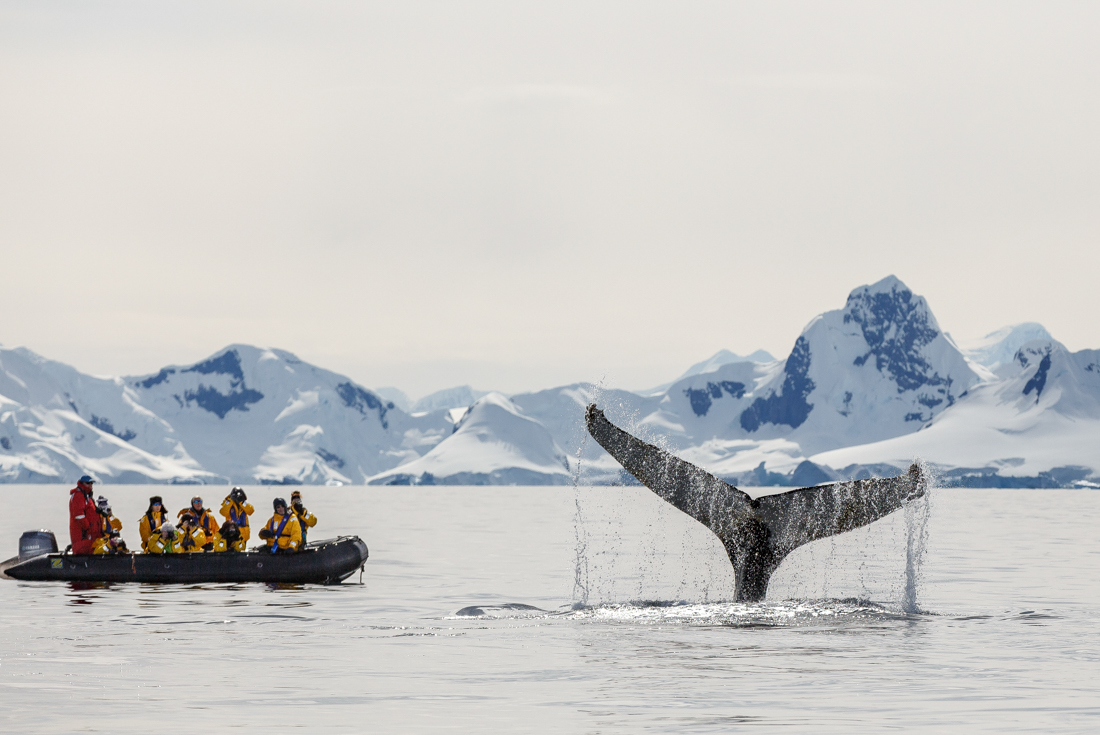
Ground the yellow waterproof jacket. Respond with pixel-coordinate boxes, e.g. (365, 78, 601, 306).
(292, 506, 317, 544)
(138, 510, 168, 551)
(178, 527, 207, 553)
(220, 498, 255, 541)
(147, 534, 180, 554)
(262, 512, 302, 552)
(100, 514, 122, 537)
(92, 536, 127, 554)
(178, 507, 217, 545)
(212, 533, 246, 552)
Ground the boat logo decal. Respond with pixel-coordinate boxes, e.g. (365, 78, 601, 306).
(51, 559, 62, 569)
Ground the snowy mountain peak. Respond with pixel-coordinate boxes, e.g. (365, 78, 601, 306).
(736, 276, 981, 453)
(859, 274, 909, 295)
(369, 392, 570, 485)
(963, 323, 1054, 368)
(412, 385, 489, 414)
(842, 276, 947, 392)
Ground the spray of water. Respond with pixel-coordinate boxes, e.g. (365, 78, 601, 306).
(901, 459, 934, 614)
(570, 378, 605, 608)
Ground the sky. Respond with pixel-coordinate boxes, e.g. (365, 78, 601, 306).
(1, 1, 1097, 400)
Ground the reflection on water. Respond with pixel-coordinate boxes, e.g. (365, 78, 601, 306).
(3, 486, 1100, 733)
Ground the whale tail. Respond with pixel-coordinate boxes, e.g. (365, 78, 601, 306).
(585, 404, 927, 602)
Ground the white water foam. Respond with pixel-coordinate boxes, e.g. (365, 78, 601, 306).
(902, 459, 934, 613)
(569, 379, 604, 608)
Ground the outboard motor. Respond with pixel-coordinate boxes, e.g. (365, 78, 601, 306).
(19, 530, 58, 560)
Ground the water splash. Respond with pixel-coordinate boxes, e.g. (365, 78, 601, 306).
(570, 378, 605, 608)
(902, 459, 934, 613)
(566, 599, 908, 628)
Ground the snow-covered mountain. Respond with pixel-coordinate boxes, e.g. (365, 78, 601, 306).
(1, 275, 1096, 487)
(0, 346, 214, 483)
(959, 322, 1054, 368)
(368, 393, 571, 485)
(813, 338, 1100, 487)
(0, 345, 455, 485)
(411, 385, 489, 414)
(592, 276, 985, 483)
(641, 348, 776, 395)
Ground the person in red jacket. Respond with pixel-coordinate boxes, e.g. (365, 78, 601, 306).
(68, 475, 100, 554)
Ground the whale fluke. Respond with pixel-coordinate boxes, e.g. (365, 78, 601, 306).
(585, 404, 926, 602)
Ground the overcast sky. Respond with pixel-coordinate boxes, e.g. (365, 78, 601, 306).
(1, 1, 1097, 399)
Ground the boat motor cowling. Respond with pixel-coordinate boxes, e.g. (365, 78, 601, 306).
(19, 530, 58, 560)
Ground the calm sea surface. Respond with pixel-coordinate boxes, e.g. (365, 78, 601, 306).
(1, 484, 1098, 733)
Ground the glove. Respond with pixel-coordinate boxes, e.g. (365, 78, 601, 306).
(258, 528, 274, 540)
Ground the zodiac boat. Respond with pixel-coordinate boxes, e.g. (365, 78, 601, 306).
(1, 530, 368, 585)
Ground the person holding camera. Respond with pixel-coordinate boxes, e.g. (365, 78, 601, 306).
(178, 513, 208, 553)
(147, 522, 181, 554)
(257, 497, 302, 553)
(290, 490, 318, 546)
(212, 520, 245, 552)
(220, 487, 255, 543)
(178, 496, 216, 551)
(96, 496, 123, 538)
(138, 496, 168, 552)
(93, 532, 129, 555)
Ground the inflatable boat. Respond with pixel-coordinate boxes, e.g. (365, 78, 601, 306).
(1, 530, 368, 585)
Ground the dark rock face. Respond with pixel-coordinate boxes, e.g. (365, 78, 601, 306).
(740, 336, 815, 431)
(89, 415, 137, 442)
(789, 460, 835, 487)
(180, 384, 264, 419)
(182, 350, 247, 383)
(845, 284, 944, 392)
(138, 368, 175, 389)
(335, 382, 389, 429)
(1023, 352, 1052, 399)
(137, 350, 266, 419)
(684, 380, 746, 417)
(316, 448, 345, 469)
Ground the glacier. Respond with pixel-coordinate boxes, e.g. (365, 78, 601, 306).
(0, 276, 1096, 487)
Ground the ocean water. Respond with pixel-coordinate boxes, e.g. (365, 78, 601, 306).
(1, 485, 1099, 733)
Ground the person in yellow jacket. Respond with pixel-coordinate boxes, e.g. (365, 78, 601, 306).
(177, 513, 208, 553)
(93, 533, 129, 555)
(178, 496, 216, 551)
(212, 521, 246, 552)
(220, 487, 254, 543)
(138, 496, 168, 552)
(96, 496, 123, 535)
(147, 522, 181, 554)
(257, 498, 302, 553)
(289, 490, 318, 546)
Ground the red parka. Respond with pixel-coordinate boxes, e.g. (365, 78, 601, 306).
(69, 485, 100, 554)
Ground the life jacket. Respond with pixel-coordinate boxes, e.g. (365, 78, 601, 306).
(180, 528, 202, 551)
(227, 501, 250, 527)
(146, 509, 165, 533)
(180, 507, 216, 539)
(266, 513, 298, 552)
(292, 506, 314, 542)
